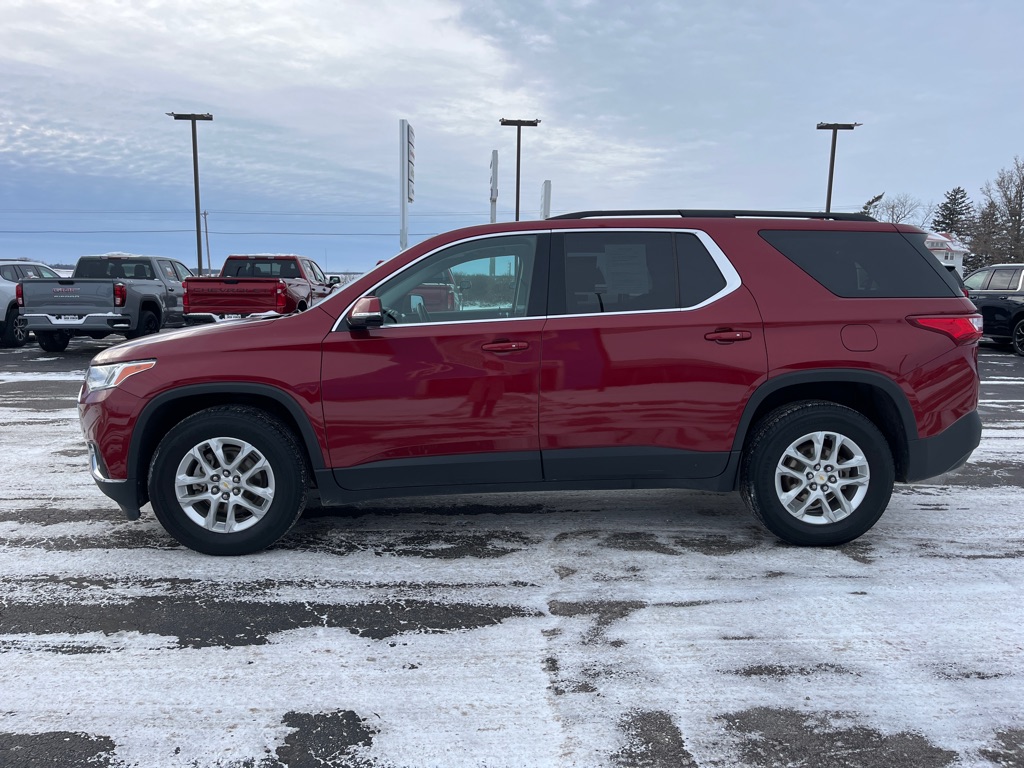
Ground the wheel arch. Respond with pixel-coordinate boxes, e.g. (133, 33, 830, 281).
(128, 383, 326, 507)
(138, 299, 163, 324)
(733, 370, 916, 482)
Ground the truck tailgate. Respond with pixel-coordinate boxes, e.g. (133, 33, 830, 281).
(184, 278, 282, 314)
(20, 279, 115, 315)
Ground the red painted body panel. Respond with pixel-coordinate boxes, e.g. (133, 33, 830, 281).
(539, 287, 767, 453)
(80, 313, 333, 479)
(320, 319, 544, 467)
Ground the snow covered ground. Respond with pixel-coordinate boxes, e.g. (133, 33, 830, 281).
(0, 347, 1021, 767)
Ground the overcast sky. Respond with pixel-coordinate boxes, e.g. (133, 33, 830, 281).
(1, 0, 1022, 273)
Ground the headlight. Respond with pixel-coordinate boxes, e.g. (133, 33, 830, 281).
(85, 360, 157, 392)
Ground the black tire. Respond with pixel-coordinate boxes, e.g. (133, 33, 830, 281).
(148, 406, 309, 555)
(36, 330, 71, 352)
(1, 304, 28, 348)
(740, 400, 894, 546)
(125, 309, 160, 340)
(1012, 319, 1024, 357)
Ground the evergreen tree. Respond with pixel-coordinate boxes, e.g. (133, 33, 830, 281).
(931, 186, 975, 239)
(861, 193, 884, 218)
(966, 200, 1004, 272)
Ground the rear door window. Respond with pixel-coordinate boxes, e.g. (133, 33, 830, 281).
(760, 230, 961, 298)
(987, 268, 1022, 291)
(552, 232, 678, 314)
(549, 231, 730, 314)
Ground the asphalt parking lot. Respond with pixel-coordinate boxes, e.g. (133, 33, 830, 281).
(1, 336, 1022, 767)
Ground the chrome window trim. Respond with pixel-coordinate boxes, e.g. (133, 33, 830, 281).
(330, 227, 742, 332)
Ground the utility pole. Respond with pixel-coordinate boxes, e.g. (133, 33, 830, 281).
(167, 112, 213, 274)
(499, 118, 540, 221)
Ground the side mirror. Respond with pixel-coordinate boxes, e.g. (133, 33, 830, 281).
(459, 279, 473, 291)
(347, 296, 384, 329)
(329, 275, 341, 285)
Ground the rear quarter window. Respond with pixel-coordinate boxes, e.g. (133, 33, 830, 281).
(759, 230, 960, 298)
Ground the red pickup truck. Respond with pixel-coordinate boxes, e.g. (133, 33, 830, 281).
(183, 254, 334, 322)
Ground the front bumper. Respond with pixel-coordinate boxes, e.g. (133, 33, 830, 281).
(80, 386, 146, 519)
(88, 442, 143, 519)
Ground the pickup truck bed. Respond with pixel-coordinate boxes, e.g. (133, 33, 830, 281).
(183, 254, 333, 322)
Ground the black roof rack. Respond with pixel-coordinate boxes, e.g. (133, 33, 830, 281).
(547, 209, 877, 222)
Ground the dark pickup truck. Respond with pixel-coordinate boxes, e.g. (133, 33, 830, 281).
(17, 254, 194, 351)
(183, 254, 334, 322)
(964, 263, 1024, 355)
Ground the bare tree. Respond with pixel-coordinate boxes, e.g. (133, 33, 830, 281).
(980, 156, 1024, 262)
(874, 193, 925, 224)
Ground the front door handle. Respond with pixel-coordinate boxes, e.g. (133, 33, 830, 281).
(482, 340, 530, 352)
(704, 329, 752, 343)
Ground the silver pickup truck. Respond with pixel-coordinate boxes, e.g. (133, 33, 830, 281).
(18, 253, 195, 351)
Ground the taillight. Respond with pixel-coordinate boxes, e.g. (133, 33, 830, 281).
(113, 282, 127, 308)
(907, 314, 983, 345)
(276, 280, 287, 313)
(447, 290, 455, 311)
(15, 283, 23, 307)
(182, 282, 190, 314)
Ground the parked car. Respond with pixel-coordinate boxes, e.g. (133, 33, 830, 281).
(17, 254, 194, 351)
(1, 259, 63, 347)
(183, 254, 334, 323)
(78, 210, 982, 555)
(963, 263, 1024, 355)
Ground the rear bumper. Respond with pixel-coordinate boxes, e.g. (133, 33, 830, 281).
(23, 312, 133, 332)
(904, 409, 982, 482)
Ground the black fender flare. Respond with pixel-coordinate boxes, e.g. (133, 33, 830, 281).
(127, 382, 326, 487)
(731, 369, 917, 453)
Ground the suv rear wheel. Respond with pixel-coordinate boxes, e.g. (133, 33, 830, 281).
(148, 406, 309, 555)
(740, 401, 894, 546)
(1, 305, 28, 347)
(1012, 318, 1024, 357)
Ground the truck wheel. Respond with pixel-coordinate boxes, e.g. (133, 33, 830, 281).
(1, 305, 28, 347)
(36, 331, 71, 352)
(125, 310, 159, 339)
(148, 406, 309, 555)
(740, 400, 894, 546)
(1012, 319, 1024, 357)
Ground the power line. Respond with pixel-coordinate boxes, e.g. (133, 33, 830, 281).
(0, 208, 508, 217)
(0, 229, 441, 236)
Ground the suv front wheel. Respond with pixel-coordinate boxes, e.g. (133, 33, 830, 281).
(148, 405, 309, 555)
(740, 401, 894, 546)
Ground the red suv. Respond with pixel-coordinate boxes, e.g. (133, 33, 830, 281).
(78, 210, 982, 555)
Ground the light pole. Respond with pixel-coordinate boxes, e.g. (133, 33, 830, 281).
(816, 122, 861, 213)
(499, 118, 540, 221)
(167, 112, 213, 274)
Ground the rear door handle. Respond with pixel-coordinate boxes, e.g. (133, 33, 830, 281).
(704, 329, 752, 342)
(482, 340, 530, 352)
